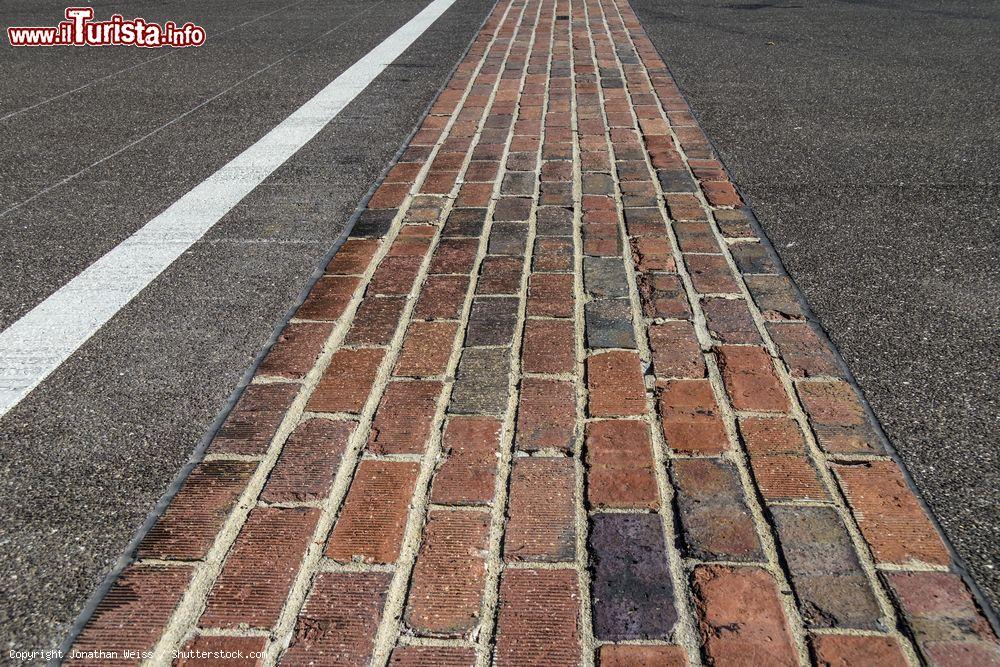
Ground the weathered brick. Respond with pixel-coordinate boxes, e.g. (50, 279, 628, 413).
(528, 273, 574, 317)
(495, 569, 581, 667)
(259, 322, 333, 379)
(140, 460, 257, 560)
(657, 169, 697, 192)
(431, 416, 501, 506)
(630, 236, 676, 272)
(739, 415, 826, 503)
(309, 348, 385, 414)
(743, 274, 806, 320)
(442, 208, 487, 237)
(656, 379, 728, 454)
(201, 507, 320, 629)
(583, 221, 622, 256)
(533, 236, 573, 271)
(702, 297, 761, 344)
(488, 221, 530, 256)
(685, 254, 740, 294)
(68, 565, 193, 662)
(211, 383, 299, 455)
(672, 458, 762, 561)
(262, 419, 353, 503)
(494, 196, 533, 221)
(414, 274, 469, 320)
(771, 505, 882, 629)
(522, 318, 575, 374)
(297, 276, 359, 320)
(389, 646, 476, 667)
(647, 320, 704, 378)
(623, 207, 664, 237)
(350, 208, 396, 238)
(536, 206, 574, 235)
(702, 180, 742, 207)
(282, 572, 390, 666)
(429, 237, 479, 274)
(716, 345, 789, 412)
(405, 510, 490, 637)
(730, 242, 777, 274)
(810, 634, 908, 667)
(797, 380, 883, 454)
(884, 570, 1000, 666)
(368, 380, 443, 455)
(346, 296, 406, 346)
(714, 208, 755, 238)
(326, 461, 419, 564)
(504, 457, 575, 562)
(834, 461, 949, 566)
(585, 420, 658, 509)
(395, 321, 458, 377)
(674, 221, 721, 253)
(597, 645, 687, 667)
(584, 256, 629, 298)
(465, 296, 519, 346)
(369, 255, 422, 295)
(585, 299, 637, 349)
(176, 635, 267, 666)
(665, 193, 707, 222)
(326, 239, 381, 276)
(587, 350, 647, 417)
(636, 271, 691, 318)
(691, 565, 798, 667)
(477, 255, 524, 294)
(449, 347, 510, 415)
(515, 378, 576, 453)
(389, 225, 435, 257)
(766, 321, 842, 378)
(590, 513, 676, 641)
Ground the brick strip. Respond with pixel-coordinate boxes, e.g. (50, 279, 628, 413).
(69, 0, 1000, 664)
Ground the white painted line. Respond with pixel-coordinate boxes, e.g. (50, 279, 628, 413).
(0, 0, 460, 417)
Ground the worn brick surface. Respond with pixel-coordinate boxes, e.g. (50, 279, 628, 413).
(87, 0, 996, 661)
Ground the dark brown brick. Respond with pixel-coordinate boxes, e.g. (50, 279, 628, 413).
(585, 419, 658, 510)
(536, 206, 574, 235)
(716, 345, 789, 412)
(449, 347, 510, 415)
(389, 646, 476, 667)
(201, 507, 320, 629)
(259, 322, 334, 379)
(665, 193, 707, 222)
(630, 236, 676, 272)
(730, 242, 777, 274)
(140, 460, 257, 560)
(656, 379, 728, 455)
(326, 461, 419, 564)
(465, 296, 519, 345)
(766, 321, 843, 378)
(309, 348, 385, 414)
(648, 320, 705, 378)
(262, 419, 353, 503)
(346, 296, 406, 346)
(326, 240, 381, 275)
(797, 380, 883, 454)
(587, 351, 647, 417)
(691, 565, 798, 667)
(743, 274, 806, 320)
(522, 318, 575, 374)
(395, 321, 458, 377)
(533, 236, 573, 271)
(370, 255, 422, 295)
(431, 416, 501, 506)
(442, 208, 487, 237)
(367, 381, 442, 455)
(404, 510, 490, 637)
(585, 299, 637, 349)
(515, 378, 576, 453)
(504, 457, 575, 562)
(282, 572, 390, 666)
(685, 254, 740, 294)
(674, 221, 721, 253)
(528, 273, 574, 318)
(414, 274, 469, 320)
(672, 458, 762, 561)
(477, 255, 524, 294)
(703, 297, 761, 344)
(211, 383, 299, 455)
(297, 276, 360, 320)
(495, 569, 580, 667)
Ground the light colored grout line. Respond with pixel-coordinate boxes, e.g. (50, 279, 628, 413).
(579, 2, 700, 661)
(602, 1, 921, 662)
(474, 3, 552, 664)
(369, 2, 537, 663)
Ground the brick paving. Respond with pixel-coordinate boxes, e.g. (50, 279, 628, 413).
(68, 0, 1000, 664)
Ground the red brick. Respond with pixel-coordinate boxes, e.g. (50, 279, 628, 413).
(370, 255, 422, 295)
(414, 274, 469, 320)
(368, 380, 443, 455)
(702, 180, 742, 207)
(515, 378, 576, 453)
(636, 272, 691, 319)
(140, 460, 257, 560)
(527, 273, 575, 317)
(834, 461, 949, 566)
(297, 276, 360, 320)
(656, 379, 728, 454)
(630, 236, 676, 272)
(395, 321, 458, 377)
(495, 569, 581, 667)
(68, 565, 193, 663)
(261, 418, 354, 503)
(456, 181, 494, 208)
(431, 416, 501, 506)
(587, 351, 647, 417)
(674, 221, 722, 253)
(664, 193, 707, 221)
(532, 236, 573, 271)
(369, 182, 409, 209)
(749, 453, 827, 502)
(210, 383, 299, 455)
(326, 239, 381, 275)
(345, 296, 406, 346)
(201, 507, 320, 629)
(647, 320, 705, 378)
(385, 162, 422, 183)
(716, 345, 789, 412)
(308, 348, 385, 414)
(505, 457, 575, 562)
(796, 380, 882, 454)
(597, 645, 687, 667)
(389, 647, 476, 667)
(522, 318, 575, 374)
(585, 419, 658, 509)
(810, 634, 907, 667)
(404, 510, 490, 636)
(259, 322, 333, 379)
(327, 461, 419, 564)
(884, 571, 1000, 666)
(478, 255, 524, 293)
(176, 636, 267, 666)
(429, 237, 479, 274)
(691, 565, 798, 667)
(684, 254, 740, 294)
(738, 415, 806, 454)
(282, 572, 390, 666)
(766, 321, 843, 378)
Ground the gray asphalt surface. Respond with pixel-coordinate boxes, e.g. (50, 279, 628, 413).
(632, 0, 1000, 612)
(0, 0, 494, 652)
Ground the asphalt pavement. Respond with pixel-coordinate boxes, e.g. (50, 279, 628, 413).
(632, 0, 1000, 612)
(0, 0, 494, 652)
